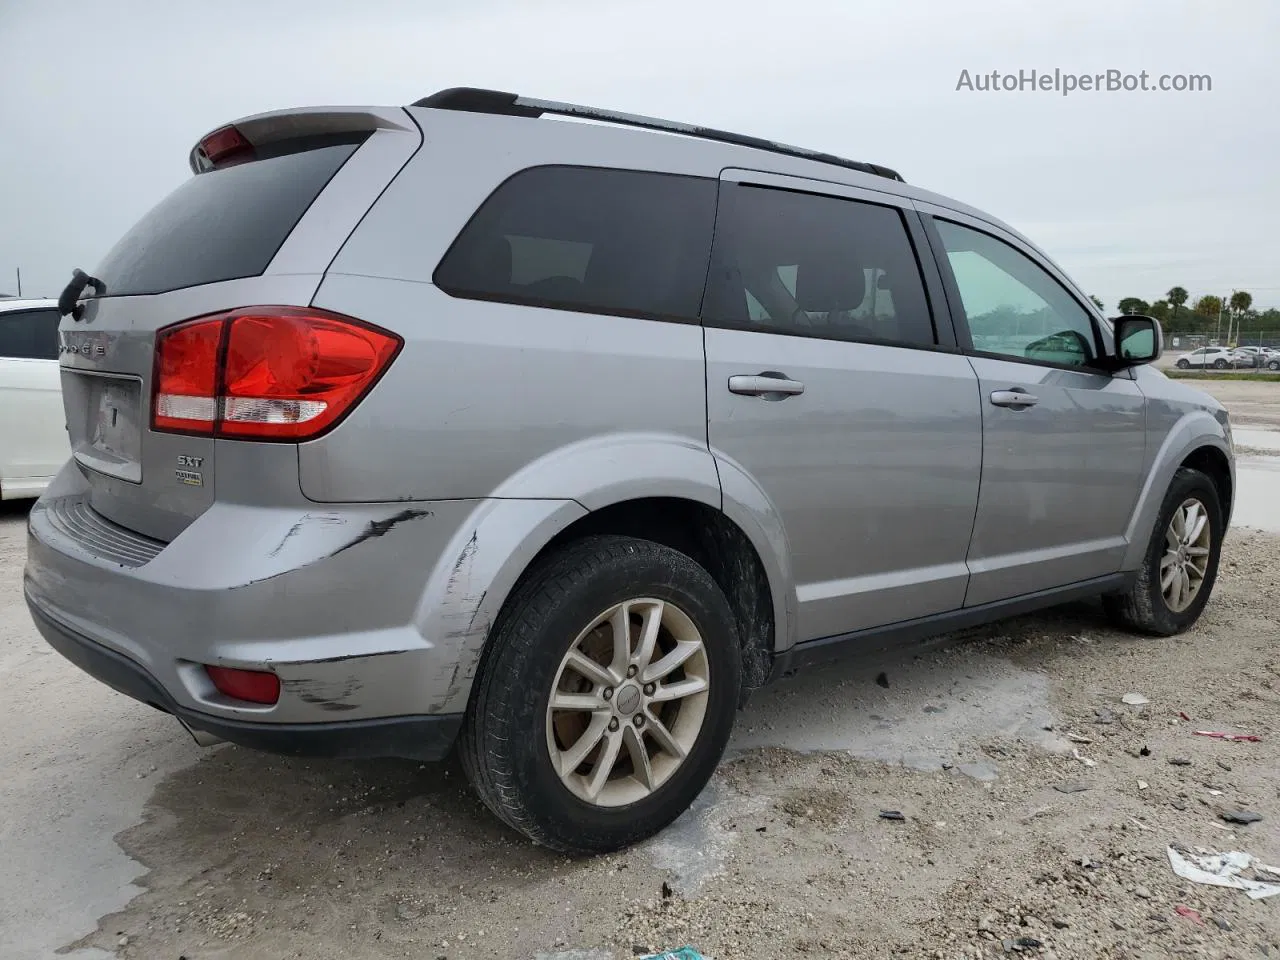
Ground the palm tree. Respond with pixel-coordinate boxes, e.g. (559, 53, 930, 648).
(1228, 291, 1254, 345)
(1167, 286, 1188, 327)
(1089, 294, 1105, 311)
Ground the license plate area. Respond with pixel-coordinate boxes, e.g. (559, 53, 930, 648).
(69, 372, 144, 483)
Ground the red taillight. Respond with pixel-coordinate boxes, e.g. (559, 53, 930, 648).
(152, 307, 401, 441)
(199, 125, 254, 167)
(204, 665, 280, 705)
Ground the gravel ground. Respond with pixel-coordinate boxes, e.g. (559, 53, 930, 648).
(50, 527, 1280, 960)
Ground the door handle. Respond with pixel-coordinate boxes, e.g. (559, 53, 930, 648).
(989, 388, 1039, 409)
(728, 373, 805, 398)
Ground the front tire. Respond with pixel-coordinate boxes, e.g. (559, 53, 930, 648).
(458, 534, 742, 853)
(1269, 360, 1280, 371)
(1176, 359, 1190, 369)
(1214, 358, 1229, 369)
(1103, 467, 1224, 636)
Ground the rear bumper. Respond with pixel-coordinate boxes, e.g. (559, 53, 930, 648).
(28, 595, 462, 761)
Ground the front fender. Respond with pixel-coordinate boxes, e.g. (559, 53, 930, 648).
(1121, 409, 1234, 570)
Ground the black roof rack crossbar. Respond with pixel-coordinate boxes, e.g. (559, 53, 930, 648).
(412, 87, 905, 183)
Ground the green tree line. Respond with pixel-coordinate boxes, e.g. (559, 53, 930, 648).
(1098, 287, 1278, 340)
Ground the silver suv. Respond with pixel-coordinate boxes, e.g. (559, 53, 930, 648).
(26, 88, 1235, 853)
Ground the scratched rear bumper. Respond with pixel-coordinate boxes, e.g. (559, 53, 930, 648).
(22, 467, 491, 733)
(28, 598, 462, 760)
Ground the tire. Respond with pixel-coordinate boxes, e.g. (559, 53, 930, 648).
(1176, 359, 1190, 369)
(1213, 358, 1228, 369)
(1269, 360, 1280, 371)
(458, 534, 742, 854)
(1103, 467, 1224, 636)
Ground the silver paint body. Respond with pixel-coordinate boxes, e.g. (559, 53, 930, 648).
(24, 103, 1234, 731)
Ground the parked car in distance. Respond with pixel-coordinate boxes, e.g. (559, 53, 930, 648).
(26, 87, 1236, 854)
(0, 298, 69, 499)
(1233, 346, 1278, 368)
(1175, 346, 1244, 369)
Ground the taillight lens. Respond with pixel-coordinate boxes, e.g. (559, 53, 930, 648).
(152, 307, 401, 441)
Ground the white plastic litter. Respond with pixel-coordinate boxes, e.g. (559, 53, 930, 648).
(1122, 692, 1150, 706)
(1166, 846, 1280, 899)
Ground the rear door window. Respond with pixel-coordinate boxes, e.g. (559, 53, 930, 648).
(0, 309, 59, 360)
(433, 166, 719, 322)
(700, 183, 937, 348)
(92, 139, 363, 298)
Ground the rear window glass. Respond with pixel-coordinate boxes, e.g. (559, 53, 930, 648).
(434, 166, 718, 322)
(93, 141, 360, 297)
(0, 308, 59, 360)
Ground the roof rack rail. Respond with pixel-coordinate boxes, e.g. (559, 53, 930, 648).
(411, 87, 905, 183)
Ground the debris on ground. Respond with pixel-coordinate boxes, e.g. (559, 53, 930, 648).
(639, 949, 705, 960)
(1122, 693, 1150, 706)
(1220, 810, 1263, 825)
(1174, 905, 1205, 925)
(1166, 846, 1280, 899)
(1168, 757, 1192, 766)
(1194, 731, 1262, 742)
(879, 810, 906, 821)
(1053, 780, 1092, 794)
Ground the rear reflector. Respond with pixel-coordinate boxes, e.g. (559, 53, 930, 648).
(152, 307, 401, 441)
(204, 665, 281, 705)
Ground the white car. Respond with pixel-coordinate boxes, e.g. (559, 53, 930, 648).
(1233, 346, 1278, 368)
(1174, 346, 1243, 370)
(0, 298, 70, 499)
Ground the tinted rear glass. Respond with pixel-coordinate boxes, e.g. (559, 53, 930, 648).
(93, 141, 360, 297)
(434, 166, 718, 322)
(702, 184, 937, 348)
(0, 308, 59, 360)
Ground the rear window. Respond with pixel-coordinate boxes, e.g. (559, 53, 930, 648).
(93, 140, 361, 297)
(433, 166, 718, 322)
(0, 308, 59, 360)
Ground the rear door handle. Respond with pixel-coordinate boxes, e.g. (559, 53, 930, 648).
(728, 373, 805, 398)
(989, 388, 1039, 409)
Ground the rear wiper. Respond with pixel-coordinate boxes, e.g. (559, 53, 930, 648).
(58, 268, 105, 321)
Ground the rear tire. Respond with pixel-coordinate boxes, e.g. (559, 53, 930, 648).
(458, 534, 742, 853)
(1269, 360, 1280, 371)
(1214, 358, 1228, 369)
(1103, 467, 1224, 636)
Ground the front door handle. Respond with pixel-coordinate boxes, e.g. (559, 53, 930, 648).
(728, 373, 806, 398)
(989, 388, 1040, 409)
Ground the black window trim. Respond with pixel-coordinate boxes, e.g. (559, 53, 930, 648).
(698, 179, 954, 355)
(0, 307, 61, 361)
(920, 211, 1115, 376)
(431, 163, 720, 327)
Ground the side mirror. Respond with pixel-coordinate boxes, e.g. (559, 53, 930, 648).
(1107, 314, 1163, 368)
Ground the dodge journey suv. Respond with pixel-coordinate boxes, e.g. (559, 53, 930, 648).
(26, 87, 1235, 854)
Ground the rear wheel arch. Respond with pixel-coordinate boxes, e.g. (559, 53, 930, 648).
(516, 497, 778, 699)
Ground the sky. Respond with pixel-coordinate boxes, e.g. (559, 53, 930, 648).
(1, 0, 1277, 311)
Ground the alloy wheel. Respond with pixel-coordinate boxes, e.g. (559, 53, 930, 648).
(1161, 497, 1212, 613)
(545, 598, 710, 807)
